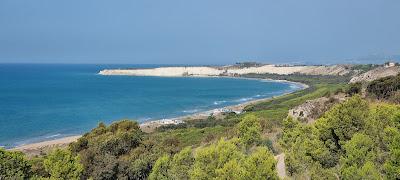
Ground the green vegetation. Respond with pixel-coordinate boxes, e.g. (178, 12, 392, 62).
(43, 149, 83, 180)
(282, 95, 400, 179)
(242, 73, 351, 85)
(367, 73, 400, 101)
(350, 64, 378, 73)
(149, 117, 278, 180)
(0, 149, 31, 179)
(346, 82, 362, 96)
(236, 114, 261, 147)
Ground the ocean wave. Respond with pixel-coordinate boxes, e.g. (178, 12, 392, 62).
(213, 100, 227, 105)
(138, 117, 152, 122)
(45, 134, 61, 139)
(234, 97, 254, 102)
(182, 109, 201, 113)
(290, 84, 300, 89)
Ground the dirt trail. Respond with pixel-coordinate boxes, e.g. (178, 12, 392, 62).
(275, 153, 287, 179)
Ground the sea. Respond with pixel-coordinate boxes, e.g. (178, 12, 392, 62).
(0, 64, 302, 148)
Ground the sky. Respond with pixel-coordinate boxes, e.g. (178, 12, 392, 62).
(0, 0, 399, 64)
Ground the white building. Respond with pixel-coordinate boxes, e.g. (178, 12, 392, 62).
(384, 61, 396, 68)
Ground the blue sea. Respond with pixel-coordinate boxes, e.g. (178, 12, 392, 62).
(0, 64, 301, 148)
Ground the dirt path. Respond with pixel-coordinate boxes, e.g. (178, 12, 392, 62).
(275, 153, 287, 179)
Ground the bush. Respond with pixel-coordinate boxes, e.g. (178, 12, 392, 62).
(236, 114, 261, 147)
(150, 138, 278, 180)
(367, 74, 400, 99)
(346, 82, 362, 96)
(69, 120, 143, 179)
(0, 148, 31, 179)
(44, 149, 83, 180)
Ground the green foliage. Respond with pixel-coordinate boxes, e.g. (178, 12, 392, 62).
(236, 114, 261, 147)
(156, 115, 240, 132)
(192, 138, 278, 180)
(30, 157, 49, 178)
(350, 64, 376, 73)
(148, 155, 171, 180)
(367, 74, 400, 100)
(190, 138, 244, 179)
(43, 149, 83, 180)
(244, 147, 278, 179)
(148, 147, 195, 180)
(169, 147, 194, 179)
(69, 120, 144, 179)
(384, 126, 400, 179)
(247, 83, 346, 131)
(150, 138, 278, 180)
(340, 133, 380, 179)
(0, 148, 31, 179)
(282, 95, 400, 179)
(346, 82, 362, 96)
(241, 73, 351, 85)
(318, 95, 369, 147)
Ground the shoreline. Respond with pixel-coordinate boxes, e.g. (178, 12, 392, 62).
(140, 78, 308, 132)
(10, 135, 82, 156)
(10, 78, 309, 154)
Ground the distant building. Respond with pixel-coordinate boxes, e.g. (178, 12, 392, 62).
(384, 61, 396, 68)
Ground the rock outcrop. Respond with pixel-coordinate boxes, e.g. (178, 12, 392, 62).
(349, 66, 400, 83)
(288, 94, 347, 123)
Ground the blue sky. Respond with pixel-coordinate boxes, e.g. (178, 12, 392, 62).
(0, 0, 399, 64)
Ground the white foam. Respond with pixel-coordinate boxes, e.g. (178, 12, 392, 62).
(182, 109, 201, 113)
(290, 84, 300, 89)
(138, 117, 152, 121)
(213, 100, 227, 105)
(234, 97, 254, 102)
(45, 134, 61, 139)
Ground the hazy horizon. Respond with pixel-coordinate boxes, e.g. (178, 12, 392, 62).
(1, 0, 399, 64)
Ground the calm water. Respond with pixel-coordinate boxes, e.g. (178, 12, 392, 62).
(0, 64, 300, 148)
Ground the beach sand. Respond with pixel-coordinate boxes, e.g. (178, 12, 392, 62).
(11, 135, 82, 156)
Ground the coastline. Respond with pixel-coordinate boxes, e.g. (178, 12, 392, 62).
(11, 135, 82, 156)
(10, 78, 309, 154)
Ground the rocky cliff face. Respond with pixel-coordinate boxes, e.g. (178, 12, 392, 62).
(288, 94, 347, 123)
(298, 65, 353, 76)
(349, 66, 400, 83)
(99, 65, 356, 77)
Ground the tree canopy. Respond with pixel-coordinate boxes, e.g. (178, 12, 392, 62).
(282, 95, 400, 179)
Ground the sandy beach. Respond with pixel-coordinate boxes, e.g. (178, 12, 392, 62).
(11, 135, 82, 156)
(10, 78, 308, 155)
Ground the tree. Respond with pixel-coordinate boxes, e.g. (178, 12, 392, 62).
(0, 148, 31, 179)
(339, 133, 380, 179)
(384, 127, 400, 179)
(190, 138, 243, 179)
(237, 114, 261, 147)
(215, 159, 249, 180)
(346, 82, 362, 96)
(244, 147, 278, 180)
(318, 95, 369, 149)
(43, 149, 83, 180)
(367, 74, 400, 99)
(190, 138, 277, 179)
(148, 155, 171, 180)
(68, 120, 143, 179)
(169, 147, 194, 179)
